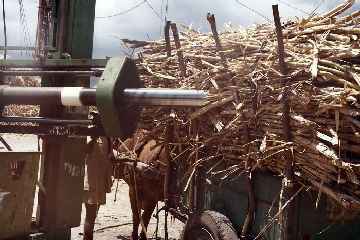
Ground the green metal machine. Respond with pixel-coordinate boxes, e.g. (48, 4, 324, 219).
(0, 1, 207, 240)
(0, 55, 207, 240)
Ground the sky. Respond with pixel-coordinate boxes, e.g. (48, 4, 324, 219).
(0, 0, 358, 59)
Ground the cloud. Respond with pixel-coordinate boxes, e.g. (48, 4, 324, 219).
(92, 0, 312, 58)
(1, 0, 358, 59)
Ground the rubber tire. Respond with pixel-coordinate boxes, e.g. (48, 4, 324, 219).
(181, 210, 239, 240)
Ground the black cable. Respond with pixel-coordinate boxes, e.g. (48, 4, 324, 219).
(96, 0, 162, 21)
(18, 0, 32, 52)
(234, 0, 272, 23)
(309, 0, 325, 17)
(2, 0, 7, 60)
(0, 136, 12, 151)
(96, 0, 146, 19)
(144, 0, 162, 20)
(160, 0, 164, 35)
(278, 0, 311, 15)
(160, 0, 164, 20)
(165, 0, 169, 21)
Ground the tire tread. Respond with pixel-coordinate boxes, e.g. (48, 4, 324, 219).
(182, 210, 238, 240)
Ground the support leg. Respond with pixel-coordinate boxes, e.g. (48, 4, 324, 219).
(139, 200, 157, 240)
(129, 189, 140, 240)
(83, 203, 99, 240)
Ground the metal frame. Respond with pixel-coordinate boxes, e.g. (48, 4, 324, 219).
(0, 58, 107, 68)
(0, 45, 56, 51)
(0, 70, 103, 77)
(36, 1, 97, 238)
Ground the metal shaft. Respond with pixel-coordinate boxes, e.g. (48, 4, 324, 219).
(122, 88, 207, 106)
(0, 45, 56, 51)
(0, 116, 91, 125)
(0, 87, 207, 107)
(0, 70, 103, 77)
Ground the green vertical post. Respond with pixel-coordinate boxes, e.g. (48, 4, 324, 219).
(39, 1, 96, 239)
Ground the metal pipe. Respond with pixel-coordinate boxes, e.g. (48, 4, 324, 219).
(0, 46, 56, 51)
(122, 88, 208, 106)
(0, 124, 102, 136)
(0, 136, 12, 151)
(0, 87, 208, 107)
(0, 87, 64, 105)
(0, 59, 107, 68)
(0, 117, 91, 125)
(2, 0, 7, 60)
(0, 70, 103, 77)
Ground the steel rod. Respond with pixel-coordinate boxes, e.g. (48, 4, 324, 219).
(0, 87, 95, 106)
(2, 0, 7, 60)
(0, 45, 56, 51)
(0, 117, 91, 125)
(0, 70, 103, 77)
(0, 87, 208, 107)
(0, 124, 102, 136)
(0, 59, 107, 68)
(0, 135, 12, 151)
(122, 88, 207, 106)
(273, 5, 295, 240)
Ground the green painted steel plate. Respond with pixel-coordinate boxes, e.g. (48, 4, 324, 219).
(96, 57, 142, 138)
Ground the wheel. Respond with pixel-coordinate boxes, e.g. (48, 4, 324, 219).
(181, 210, 239, 240)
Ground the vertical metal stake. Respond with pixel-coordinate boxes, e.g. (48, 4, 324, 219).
(272, 4, 295, 240)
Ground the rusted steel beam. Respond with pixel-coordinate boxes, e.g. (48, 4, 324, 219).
(272, 5, 295, 240)
(241, 173, 255, 238)
(207, 13, 240, 102)
(57, 0, 69, 54)
(207, 13, 228, 69)
(242, 83, 258, 238)
(170, 23, 186, 77)
(241, 125, 256, 238)
(164, 21, 172, 57)
(195, 165, 206, 211)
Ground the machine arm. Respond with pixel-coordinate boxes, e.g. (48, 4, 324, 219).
(0, 87, 207, 107)
(0, 57, 208, 138)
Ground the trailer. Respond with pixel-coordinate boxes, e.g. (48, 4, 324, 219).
(178, 170, 360, 240)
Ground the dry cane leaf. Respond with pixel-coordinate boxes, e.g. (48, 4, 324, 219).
(260, 135, 267, 153)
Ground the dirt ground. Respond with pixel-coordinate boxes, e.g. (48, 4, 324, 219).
(71, 181, 184, 240)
